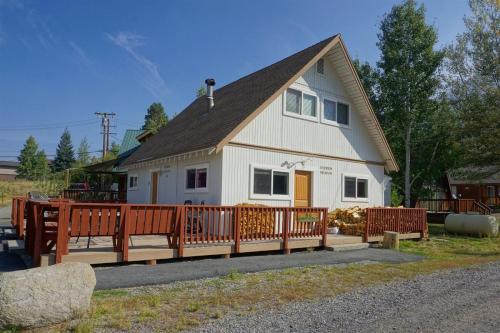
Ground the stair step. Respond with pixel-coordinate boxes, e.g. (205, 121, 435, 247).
(6, 239, 25, 254)
(325, 243, 369, 252)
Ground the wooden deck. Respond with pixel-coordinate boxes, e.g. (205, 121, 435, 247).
(40, 234, 363, 266)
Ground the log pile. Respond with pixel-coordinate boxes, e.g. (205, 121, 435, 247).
(328, 206, 366, 236)
(236, 203, 275, 237)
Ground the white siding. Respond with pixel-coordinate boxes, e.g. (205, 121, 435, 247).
(232, 58, 383, 163)
(221, 145, 384, 210)
(126, 152, 223, 205)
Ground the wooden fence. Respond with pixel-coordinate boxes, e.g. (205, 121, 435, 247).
(10, 196, 26, 239)
(14, 201, 428, 266)
(416, 199, 491, 215)
(365, 208, 427, 241)
(22, 201, 330, 266)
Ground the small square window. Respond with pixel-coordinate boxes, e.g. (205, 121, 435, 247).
(337, 102, 349, 125)
(302, 94, 317, 117)
(196, 168, 207, 188)
(129, 176, 138, 189)
(324, 99, 336, 122)
(357, 179, 368, 198)
(316, 58, 324, 74)
(186, 169, 196, 189)
(273, 171, 289, 195)
(344, 177, 356, 198)
(254, 169, 272, 195)
(286, 89, 301, 114)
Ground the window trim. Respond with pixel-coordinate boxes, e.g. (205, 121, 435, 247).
(128, 174, 138, 191)
(284, 88, 319, 122)
(320, 96, 351, 128)
(342, 173, 369, 202)
(184, 163, 209, 193)
(249, 164, 291, 200)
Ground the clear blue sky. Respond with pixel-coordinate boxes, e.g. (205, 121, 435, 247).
(0, 0, 470, 161)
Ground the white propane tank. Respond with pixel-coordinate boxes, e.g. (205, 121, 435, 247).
(444, 214, 498, 237)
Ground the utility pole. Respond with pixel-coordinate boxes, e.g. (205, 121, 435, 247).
(95, 112, 116, 160)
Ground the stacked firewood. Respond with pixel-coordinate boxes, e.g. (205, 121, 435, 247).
(236, 203, 275, 237)
(328, 206, 366, 236)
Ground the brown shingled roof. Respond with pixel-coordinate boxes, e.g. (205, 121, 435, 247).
(122, 35, 339, 166)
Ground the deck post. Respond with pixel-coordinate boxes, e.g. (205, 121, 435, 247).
(33, 203, 43, 267)
(364, 209, 370, 243)
(283, 208, 289, 254)
(55, 203, 68, 264)
(234, 207, 241, 253)
(17, 199, 25, 240)
(321, 208, 328, 248)
(122, 205, 131, 262)
(178, 206, 185, 257)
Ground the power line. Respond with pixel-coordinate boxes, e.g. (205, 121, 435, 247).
(0, 119, 99, 131)
(95, 112, 116, 160)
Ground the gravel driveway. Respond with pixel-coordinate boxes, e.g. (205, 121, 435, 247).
(190, 261, 500, 333)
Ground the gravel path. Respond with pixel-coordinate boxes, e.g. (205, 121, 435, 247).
(190, 261, 500, 333)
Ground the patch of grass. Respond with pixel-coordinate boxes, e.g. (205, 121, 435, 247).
(36, 226, 500, 333)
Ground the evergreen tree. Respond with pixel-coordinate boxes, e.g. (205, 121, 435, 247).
(142, 102, 168, 134)
(33, 150, 50, 180)
(445, 0, 500, 169)
(17, 136, 39, 180)
(53, 128, 75, 172)
(76, 137, 91, 166)
(376, 0, 445, 206)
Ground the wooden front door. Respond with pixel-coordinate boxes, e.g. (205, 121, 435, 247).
(150, 171, 159, 204)
(294, 171, 311, 207)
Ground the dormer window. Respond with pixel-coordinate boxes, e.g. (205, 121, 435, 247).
(316, 58, 325, 75)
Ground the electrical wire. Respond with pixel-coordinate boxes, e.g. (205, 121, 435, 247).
(0, 119, 99, 131)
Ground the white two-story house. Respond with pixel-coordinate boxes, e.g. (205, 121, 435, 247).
(122, 34, 397, 209)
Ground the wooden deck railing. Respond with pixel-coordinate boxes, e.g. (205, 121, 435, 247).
(416, 199, 492, 215)
(10, 196, 26, 239)
(62, 189, 127, 203)
(18, 201, 430, 266)
(365, 208, 427, 241)
(22, 201, 329, 266)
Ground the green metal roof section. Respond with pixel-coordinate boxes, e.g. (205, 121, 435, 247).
(118, 129, 144, 156)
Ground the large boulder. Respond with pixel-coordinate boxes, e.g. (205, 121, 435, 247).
(0, 262, 96, 329)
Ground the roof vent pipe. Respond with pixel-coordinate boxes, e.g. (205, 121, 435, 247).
(205, 78, 216, 111)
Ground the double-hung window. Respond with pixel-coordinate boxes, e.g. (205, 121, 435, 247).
(251, 166, 290, 199)
(186, 165, 208, 191)
(129, 175, 138, 190)
(322, 99, 350, 126)
(285, 88, 317, 119)
(343, 174, 368, 201)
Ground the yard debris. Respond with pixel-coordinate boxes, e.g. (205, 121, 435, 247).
(327, 206, 366, 236)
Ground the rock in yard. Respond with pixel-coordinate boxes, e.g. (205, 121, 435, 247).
(0, 262, 96, 329)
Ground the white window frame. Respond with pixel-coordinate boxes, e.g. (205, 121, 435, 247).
(249, 164, 291, 200)
(184, 163, 209, 193)
(316, 58, 325, 76)
(128, 174, 138, 191)
(283, 87, 319, 122)
(320, 95, 351, 128)
(342, 173, 369, 202)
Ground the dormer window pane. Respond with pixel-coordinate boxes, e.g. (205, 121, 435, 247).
(324, 99, 336, 121)
(302, 94, 316, 117)
(286, 89, 301, 114)
(337, 102, 349, 125)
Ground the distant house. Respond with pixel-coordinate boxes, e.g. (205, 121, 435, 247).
(122, 35, 398, 209)
(446, 166, 500, 207)
(0, 161, 19, 181)
(84, 129, 145, 197)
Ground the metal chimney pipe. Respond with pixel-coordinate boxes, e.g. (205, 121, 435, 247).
(205, 78, 216, 111)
